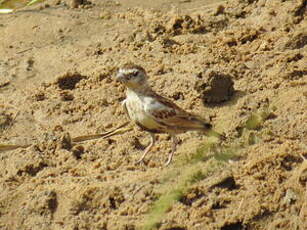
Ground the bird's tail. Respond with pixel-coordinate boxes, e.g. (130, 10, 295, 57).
(205, 128, 226, 140)
(180, 115, 225, 140)
(200, 121, 226, 141)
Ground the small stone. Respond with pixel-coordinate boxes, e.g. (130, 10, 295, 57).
(72, 145, 85, 159)
(0, 77, 10, 88)
(59, 90, 74, 101)
(69, 0, 83, 8)
(34, 91, 46, 101)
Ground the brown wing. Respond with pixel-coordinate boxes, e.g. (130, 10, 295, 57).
(144, 92, 211, 131)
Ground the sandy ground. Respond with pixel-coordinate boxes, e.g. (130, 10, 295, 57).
(0, 0, 306, 229)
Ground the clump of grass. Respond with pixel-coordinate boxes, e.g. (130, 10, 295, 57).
(239, 105, 277, 147)
(245, 106, 275, 131)
(237, 106, 276, 145)
(246, 113, 262, 130)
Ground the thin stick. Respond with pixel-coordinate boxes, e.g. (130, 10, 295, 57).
(16, 48, 33, 54)
(131, 184, 145, 199)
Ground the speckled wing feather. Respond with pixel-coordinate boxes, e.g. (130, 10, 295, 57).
(144, 92, 211, 132)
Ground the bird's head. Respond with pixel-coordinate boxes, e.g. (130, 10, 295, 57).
(116, 63, 149, 90)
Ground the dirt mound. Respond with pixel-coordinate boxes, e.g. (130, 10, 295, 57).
(0, 0, 306, 229)
(194, 69, 234, 104)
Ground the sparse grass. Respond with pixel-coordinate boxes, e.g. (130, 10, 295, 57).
(142, 141, 238, 230)
(144, 189, 184, 230)
(246, 106, 275, 131)
(212, 145, 239, 162)
(236, 106, 276, 146)
(185, 141, 214, 163)
(187, 169, 206, 184)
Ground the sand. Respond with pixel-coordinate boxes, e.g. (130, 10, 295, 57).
(0, 0, 306, 229)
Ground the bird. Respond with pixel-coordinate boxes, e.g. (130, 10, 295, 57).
(115, 63, 224, 165)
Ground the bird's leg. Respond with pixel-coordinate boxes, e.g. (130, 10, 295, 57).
(136, 133, 155, 164)
(165, 135, 178, 166)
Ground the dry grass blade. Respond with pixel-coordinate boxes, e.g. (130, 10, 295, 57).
(72, 122, 131, 143)
(0, 122, 131, 152)
(0, 144, 30, 152)
(0, 9, 13, 13)
(27, 0, 43, 6)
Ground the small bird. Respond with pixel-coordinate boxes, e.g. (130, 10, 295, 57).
(116, 63, 223, 165)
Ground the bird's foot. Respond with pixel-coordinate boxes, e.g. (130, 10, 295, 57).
(164, 152, 174, 166)
(135, 157, 145, 165)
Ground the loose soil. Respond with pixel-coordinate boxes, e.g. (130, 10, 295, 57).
(0, 0, 306, 230)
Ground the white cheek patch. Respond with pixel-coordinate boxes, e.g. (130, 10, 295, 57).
(119, 69, 139, 75)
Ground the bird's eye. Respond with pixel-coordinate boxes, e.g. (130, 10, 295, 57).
(132, 71, 138, 77)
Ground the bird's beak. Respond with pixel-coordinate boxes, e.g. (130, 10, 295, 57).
(115, 72, 126, 83)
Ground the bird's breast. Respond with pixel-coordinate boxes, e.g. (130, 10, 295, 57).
(125, 92, 165, 132)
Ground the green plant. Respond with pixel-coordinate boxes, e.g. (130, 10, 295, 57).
(246, 113, 262, 130)
(27, 0, 43, 6)
(141, 142, 229, 230)
(143, 189, 184, 230)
